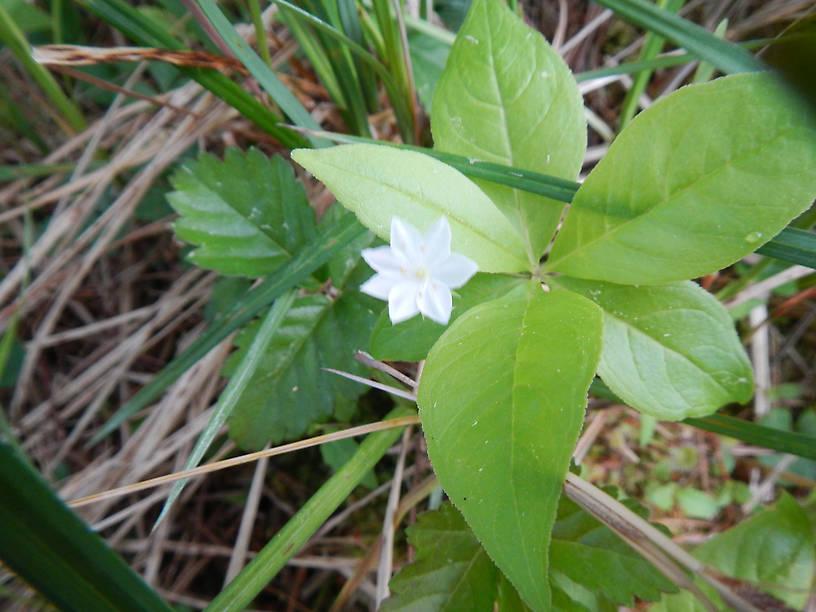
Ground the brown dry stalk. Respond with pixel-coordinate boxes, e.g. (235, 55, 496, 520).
(68, 416, 421, 508)
(33, 44, 248, 74)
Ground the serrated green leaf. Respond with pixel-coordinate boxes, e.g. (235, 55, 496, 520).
(431, 0, 585, 260)
(382, 503, 519, 611)
(384, 492, 673, 611)
(168, 149, 316, 277)
(555, 278, 753, 420)
(418, 284, 603, 610)
(548, 73, 816, 284)
(292, 144, 530, 273)
(651, 493, 814, 611)
(226, 228, 379, 448)
(551, 492, 676, 608)
(369, 273, 525, 361)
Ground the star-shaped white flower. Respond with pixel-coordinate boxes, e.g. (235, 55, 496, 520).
(360, 216, 478, 325)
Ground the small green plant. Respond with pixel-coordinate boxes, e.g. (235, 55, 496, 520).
(286, 0, 816, 607)
(5, 0, 815, 610)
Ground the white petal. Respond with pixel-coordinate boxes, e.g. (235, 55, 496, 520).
(417, 280, 453, 325)
(422, 216, 451, 266)
(388, 282, 421, 324)
(390, 217, 423, 264)
(433, 253, 478, 288)
(360, 274, 395, 300)
(362, 245, 402, 276)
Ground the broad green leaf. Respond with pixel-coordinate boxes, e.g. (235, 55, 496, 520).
(381, 503, 527, 611)
(0, 444, 172, 612)
(418, 284, 603, 610)
(650, 493, 814, 611)
(384, 493, 672, 611)
(168, 149, 317, 277)
(548, 73, 816, 284)
(226, 227, 379, 448)
(369, 273, 525, 361)
(551, 492, 676, 608)
(292, 144, 529, 273)
(555, 278, 753, 420)
(431, 0, 585, 260)
(409, 29, 450, 111)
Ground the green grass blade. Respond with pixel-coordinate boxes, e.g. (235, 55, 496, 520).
(205, 406, 414, 612)
(194, 0, 328, 146)
(0, 443, 173, 612)
(89, 214, 367, 445)
(590, 379, 816, 460)
(152, 290, 297, 528)
(618, 0, 683, 130)
(247, 0, 272, 66)
(685, 414, 816, 461)
(593, 0, 764, 74)
(0, 3, 85, 133)
(575, 38, 771, 82)
(755, 227, 816, 269)
(273, 0, 414, 140)
(78, 0, 305, 148)
(321, 0, 372, 136)
(278, 6, 346, 107)
(691, 18, 728, 84)
(337, 0, 380, 112)
(370, 0, 415, 141)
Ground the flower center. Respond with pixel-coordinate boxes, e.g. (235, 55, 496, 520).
(414, 265, 428, 281)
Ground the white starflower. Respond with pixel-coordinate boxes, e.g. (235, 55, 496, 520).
(360, 216, 478, 325)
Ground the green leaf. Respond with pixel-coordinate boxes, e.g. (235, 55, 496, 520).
(381, 503, 525, 611)
(90, 212, 368, 445)
(675, 487, 720, 520)
(409, 28, 450, 110)
(384, 493, 673, 611)
(555, 278, 753, 420)
(418, 284, 603, 610)
(369, 273, 525, 361)
(168, 149, 317, 277)
(292, 144, 529, 273)
(548, 73, 816, 284)
(651, 493, 815, 611)
(551, 492, 676, 608)
(431, 0, 585, 260)
(225, 226, 379, 448)
(0, 444, 172, 612)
